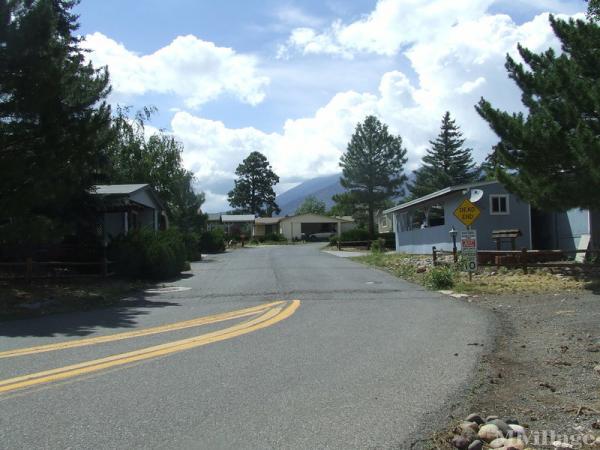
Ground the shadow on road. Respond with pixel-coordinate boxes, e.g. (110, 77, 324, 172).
(0, 294, 180, 338)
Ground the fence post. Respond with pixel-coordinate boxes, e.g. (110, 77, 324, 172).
(521, 248, 528, 274)
(337, 239, 341, 251)
(432, 246, 437, 266)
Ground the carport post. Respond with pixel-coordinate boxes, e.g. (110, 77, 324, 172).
(337, 220, 341, 237)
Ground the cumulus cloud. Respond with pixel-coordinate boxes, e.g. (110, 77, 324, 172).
(82, 33, 269, 108)
(176, 10, 583, 211)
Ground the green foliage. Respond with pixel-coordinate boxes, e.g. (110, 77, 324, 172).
(339, 228, 370, 242)
(264, 233, 286, 242)
(371, 238, 386, 254)
(106, 107, 206, 234)
(199, 229, 225, 253)
(476, 14, 600, 211)
(0, 0, 112, 244)
(409, 112, 479, 199)
(228, 151, 280, 216)
(339, 115, 407, 238)
(329, 235, 339, 246)
(295, 195, 326, 215)
(109, 228, 187, 280)
(423, 266, 456, 290)
(588, 0, 600, 21)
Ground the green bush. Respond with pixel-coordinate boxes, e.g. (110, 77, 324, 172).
(371, 238, 386, 254)
(109, 228, 187, 280)
(329, 235, 339, 246)
(181, 231, 201, 261)
(264, 233, 286, 242)
(423, 265, 456, 290)
(199, 229, 225, 253)
(339, 228, 370, 242)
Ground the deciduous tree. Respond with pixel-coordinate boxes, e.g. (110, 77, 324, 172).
(295, 195, 326, 215)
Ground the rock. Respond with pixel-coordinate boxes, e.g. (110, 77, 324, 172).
(486, 415, 500, 422)
(457, 421, 480, 434)
(504, 417, 519, 425)
(504, 437, 526, 449)
(467, 440, 483, 450)
(478, 424, 502, 442)
(488, 419, 510, 437)
(489, 437, 507, 448)
(416, 266, 427, 273)
(507, 424, 526, 437)
(551, 441, 574, 448)
(461, 428, 477, 444)
(465, 414, 485, 425)
(594, 364, 600, 377)
(452, 435, 471, 449)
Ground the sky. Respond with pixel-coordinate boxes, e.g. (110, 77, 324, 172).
(75, 0, 588, 212)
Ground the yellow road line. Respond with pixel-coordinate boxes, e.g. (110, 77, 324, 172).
(0, 300, 300, 394)
(0, 301, 284, 359)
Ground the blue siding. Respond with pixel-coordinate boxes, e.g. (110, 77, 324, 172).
(393, 182, 532, 254)
(554, 209, 590, 251)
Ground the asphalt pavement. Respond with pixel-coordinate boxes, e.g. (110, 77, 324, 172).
(0, 243, 491, 449)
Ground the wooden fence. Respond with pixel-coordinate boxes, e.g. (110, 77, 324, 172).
(0, 244, 113, 280)
(432, 247, 600, 273)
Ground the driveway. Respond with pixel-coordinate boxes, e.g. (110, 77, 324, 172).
(0, 244, 490, 449)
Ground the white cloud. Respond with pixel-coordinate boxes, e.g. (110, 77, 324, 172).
(175, 10, 585, 211)
(82, 33, 269, 108)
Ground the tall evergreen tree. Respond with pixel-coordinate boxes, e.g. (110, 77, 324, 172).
(408, 112, 478, 199)
(338, 115, 407, 238)
(0, 0, 112, 244)
(228, 152, 280, 216)
(476, 9, 600, 211)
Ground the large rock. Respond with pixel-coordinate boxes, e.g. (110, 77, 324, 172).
(457, 421, 479, 434)
(507, 424, 526, 437)
(452, 435, 471, 449)
(488, 419, 510, 437)
(504, 437, 526, 449)
(465, 414, 484, 425)
(489, 437, 507, 448)
(478, 424, 503, 442)
(467, 440, 483, 450)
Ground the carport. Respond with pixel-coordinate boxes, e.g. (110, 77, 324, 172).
(278, 213, 355, 241)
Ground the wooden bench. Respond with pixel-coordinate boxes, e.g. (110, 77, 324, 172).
(492, 229, 522, 250)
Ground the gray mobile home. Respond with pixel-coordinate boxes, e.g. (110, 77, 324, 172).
(384, 181, 597, 254)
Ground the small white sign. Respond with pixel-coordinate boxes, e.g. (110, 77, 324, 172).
(460, 230, 478, 272)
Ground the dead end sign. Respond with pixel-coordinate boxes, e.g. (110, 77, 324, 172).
(454, 198, 481, 227)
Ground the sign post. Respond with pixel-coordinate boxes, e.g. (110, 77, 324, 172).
(460, 230, 478, 281)
(453, 198, 481, 281)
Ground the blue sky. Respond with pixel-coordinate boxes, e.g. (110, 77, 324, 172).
(75, 0, 587, 211)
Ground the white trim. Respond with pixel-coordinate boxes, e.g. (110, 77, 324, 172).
(489, 194, 510, 215)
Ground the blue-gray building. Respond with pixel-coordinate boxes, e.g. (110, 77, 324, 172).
(383, 180, 598, 254)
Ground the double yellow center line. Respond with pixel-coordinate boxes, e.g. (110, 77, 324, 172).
(0, 300, 300, 394)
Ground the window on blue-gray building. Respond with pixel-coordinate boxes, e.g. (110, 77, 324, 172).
(490, 194, 509, 215)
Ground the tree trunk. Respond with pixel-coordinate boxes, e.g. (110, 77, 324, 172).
(368, 204, 375, 239)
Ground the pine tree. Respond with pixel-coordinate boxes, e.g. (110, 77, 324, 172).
(409, 112, 478, 199)
(0, 0, 112, 244)
(476, 9, 600, 211)
(228, 152, 280, 216)
(338, 115, 407, 238)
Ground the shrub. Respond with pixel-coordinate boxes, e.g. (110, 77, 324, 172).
(339, 228, 370, 242)
(109, 228, 187, 280)
(423, 265, 456, 290)
(264, 233, 286, 242)
(180, 231, 201, 261)
(371, 238, 386, 254)
(329, 235, 339, 246)
(199, 229, 225, 253)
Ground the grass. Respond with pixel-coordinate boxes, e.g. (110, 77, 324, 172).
(0, 278, 146, 320)
(353, 253, 591, 295)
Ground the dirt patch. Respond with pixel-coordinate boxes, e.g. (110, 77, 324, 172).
(0, 278, 146, 320)
(429, 291, 600, 449)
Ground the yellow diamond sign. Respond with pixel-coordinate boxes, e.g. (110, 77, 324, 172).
(454, 198, 481, 227)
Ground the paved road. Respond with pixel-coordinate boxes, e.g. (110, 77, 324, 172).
(0, 244, 490, 449)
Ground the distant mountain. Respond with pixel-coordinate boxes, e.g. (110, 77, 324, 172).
(276, 173, 345, 216)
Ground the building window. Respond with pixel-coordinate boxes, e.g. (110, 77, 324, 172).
(490, 194, 509, 215)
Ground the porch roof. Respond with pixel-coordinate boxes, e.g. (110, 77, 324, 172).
(383, 180, 498, 215)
